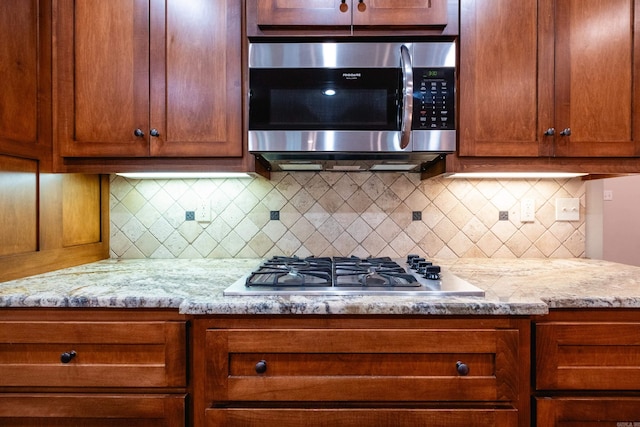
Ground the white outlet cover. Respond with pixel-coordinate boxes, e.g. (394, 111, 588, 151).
(555, 198, 580, 221)
(521, 198, 535, 222)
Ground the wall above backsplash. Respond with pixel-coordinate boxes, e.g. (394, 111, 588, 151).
(109, 173, 586, 260)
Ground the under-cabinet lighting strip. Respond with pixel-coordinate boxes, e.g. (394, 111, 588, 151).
(116, 172, 253, 179)
(446, 172, 588, 179)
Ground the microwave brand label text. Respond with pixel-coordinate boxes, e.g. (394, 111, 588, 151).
(342, 72, 361, 80)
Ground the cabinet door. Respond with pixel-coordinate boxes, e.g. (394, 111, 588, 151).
(459, 0, 544, 157)
(552, 0, 640, 157)
(206, 328, 520, 403)
(55, 0, 150, 157)
(150, 0, 242, 157)
(254, 0, 351, 27)
(0, 394, 185, 427)
(536, 322, 640, 390)
(0, 0, 51, 162)
(537, 397, 640, 426)
(353, 0, 448, 27)
(206, 407, 518, 427)
(0, 321, 186, 388)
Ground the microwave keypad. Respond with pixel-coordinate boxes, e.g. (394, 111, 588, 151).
(414, 68, 455, 130)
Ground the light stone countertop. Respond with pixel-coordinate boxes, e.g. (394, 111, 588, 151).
(1, 258, 639, 316)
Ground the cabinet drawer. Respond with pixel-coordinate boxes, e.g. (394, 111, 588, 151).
(0, 321, 186, 388)
(536, 322, 640, 390)
(206, 328, 520, 402)
(206, 407, 518, 427)
(537, 397, 640, 426)
(0, 394, 185, 426)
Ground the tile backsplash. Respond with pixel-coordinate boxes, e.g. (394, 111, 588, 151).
(109, 173, 586, 259)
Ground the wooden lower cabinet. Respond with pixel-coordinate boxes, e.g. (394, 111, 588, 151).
(206, 407, 518, 427)
(536, 397, 640, 426)
(0, 309, 188, 426)
(0, 394, 185, 426)
(193, 316, 530, 426)
(535, 310, 640, 427)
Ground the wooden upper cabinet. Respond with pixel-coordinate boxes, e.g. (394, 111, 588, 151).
(552, 0, 640, 157)
(54, 0, 242, 159)
(459, 0, 541, 157)
(460, 0, 640, 158)
(248, 0, 453, 37)
(0, 0, 51, 163)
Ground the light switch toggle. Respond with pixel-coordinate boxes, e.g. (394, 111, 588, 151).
(555, 198, 580, 221)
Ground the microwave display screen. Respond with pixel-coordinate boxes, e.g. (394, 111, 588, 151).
(250, 68, 401, 131)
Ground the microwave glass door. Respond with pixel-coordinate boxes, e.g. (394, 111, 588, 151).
(249, 68, 401, 131)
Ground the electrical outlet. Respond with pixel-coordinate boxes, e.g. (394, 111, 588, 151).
(521, 198, 535, 222)
(196, 199, 211, 222)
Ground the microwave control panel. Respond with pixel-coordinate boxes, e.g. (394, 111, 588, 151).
(413, 68, 455, 130)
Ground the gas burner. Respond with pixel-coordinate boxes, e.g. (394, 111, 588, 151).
(224, 255, 485, 297)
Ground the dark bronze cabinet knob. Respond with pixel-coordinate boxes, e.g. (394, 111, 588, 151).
(544, 128, 555, 136)
(560, 128, 571, 136)
(255, 359, 267, 374)
(150, 128, 160, 137)
(134, 128, 144, 137)
(456, 360, 469, 376)
(60, 350, 77, 364)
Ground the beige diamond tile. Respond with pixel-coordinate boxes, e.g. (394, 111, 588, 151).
(346, 217, 373, 243)
(549, 221, 576, 243)
(333, 174, 359, 200)
(418, 231, 445, 258)
(274, 174, 302, 199)
(420, 177, 447, 200)
(433, 188, 458, 215)
(248, 231, 275, 256)
(333, 203, 359, 229)
(462, 246, 488, 258)
(447, 204, 474, 230)
(247, 177, 274, 200)
(350, 172, 374, 186)
(389, 232, 416, 256)
(375, 217, 402, 242)
(233, 190, 259, 214)
(447, 231, 474, 257)
(135, 203, 162, 228)
(446, 179, 474, 200)
(361, 175, 387, 200)
(361, 231, 387, 256)
(461, 216, 489, 243)
(121, 189, 147, 215)
(219, 179, 250, 199)
(290, 172, 316, 187)
(304, 231, 331, 255)
(345, 189, 373, 212)
(178, 221, 204, 243)
(404, 189, 429, 211)
(275, 231, 302, 255)
(491, 220, 518, 243)
(262, 219, 288, 242)
(192, 233, 216, 257)
(375, 188, 402, 212)
(110, 175, 134, 200)
(263, 188, 288, 210)
(432, 217, 458, 243)
(149, 188, 179, 214)
(505, 230, 532, 257)
(317, 216, 345, 243)
(280, 203, 303, 228)
(247, 202, 271, 230)
(219, 230, 246, 256)
(306, 202, 331, 228)
(361, 203, 387, 229)
(404, 220, 429, 243)
(423, 204, 444, 228)
(219, 203, 246, 228)
(332, 232, 358, 255)
(389, 203, 412, 230)
(290, 217, 316, 242)
(389, 174, 414, 200)
(235, 217, 260, 242)
(474, 179, 502, 199)
(289, 189, 316, 214)
(534, 233, 562, 257)
(304, 176, 331, 200)
(316, 188, 345, 213)
(476, 231, 503, 257)
(205, 217, 232, 243)
(492, 246, 517, 258)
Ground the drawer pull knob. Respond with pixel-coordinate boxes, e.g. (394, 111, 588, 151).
(150, 128, 160, 137)
(60, 350, 77, 364)
(255, 360, 267, 374)
(456, 361, 469, 376)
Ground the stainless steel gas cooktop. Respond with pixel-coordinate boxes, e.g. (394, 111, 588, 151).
(224, 255, 485, 297)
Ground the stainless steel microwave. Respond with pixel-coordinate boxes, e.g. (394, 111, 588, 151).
(248, 41, 456, 172)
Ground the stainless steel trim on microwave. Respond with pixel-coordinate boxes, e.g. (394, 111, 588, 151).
(248, 41, 456, 172)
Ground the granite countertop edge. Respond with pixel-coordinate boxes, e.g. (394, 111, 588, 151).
(0, 258, 639, 316)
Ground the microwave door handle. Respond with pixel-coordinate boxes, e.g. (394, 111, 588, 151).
(400, 45, 413, 150)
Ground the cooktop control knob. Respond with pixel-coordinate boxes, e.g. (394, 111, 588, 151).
(424, 265, 441, 280)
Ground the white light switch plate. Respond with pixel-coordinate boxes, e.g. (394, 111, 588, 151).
(555, 198, 580, 221)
